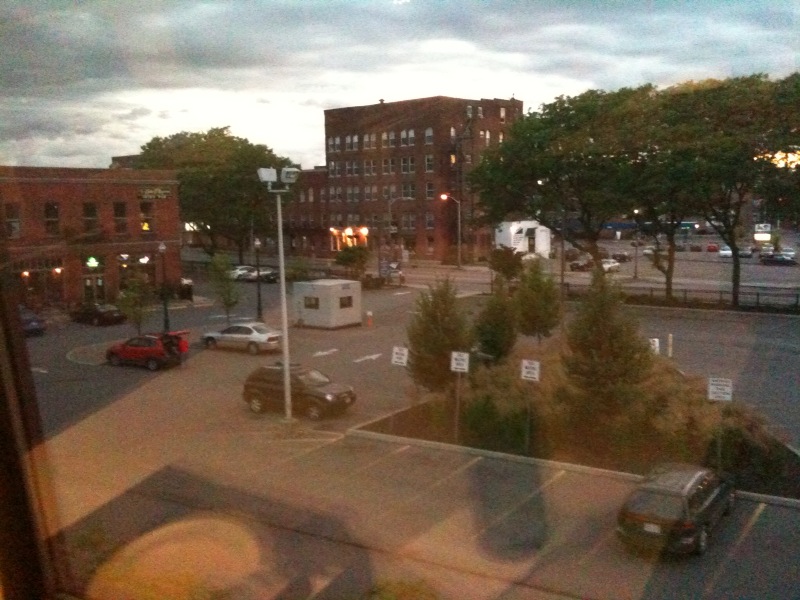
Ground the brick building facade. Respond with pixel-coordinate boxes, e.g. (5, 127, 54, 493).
(284, 96, 524, 263)
(0, 166, 180, 309)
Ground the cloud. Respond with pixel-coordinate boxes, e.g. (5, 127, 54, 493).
(0, 0, 797, 168)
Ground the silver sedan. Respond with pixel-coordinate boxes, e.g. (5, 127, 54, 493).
(202, 322, 281, 355)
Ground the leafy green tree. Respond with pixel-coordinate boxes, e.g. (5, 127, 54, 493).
(116, 275, 151, 334)
(488, 245, 524, 283)
(208, 254, 239, 325)
(474, 279, 517, 363)
(563, 271, 653, 423)
(514, 259, 560, 342)
(137, 126, 295, 260)
(333, 245, 371, 279)
(470, 86, 652, 266)
(406, 279, 472, 391)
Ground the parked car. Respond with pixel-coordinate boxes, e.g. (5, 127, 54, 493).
(706, 242, 720, 252)
(758, 243, 775, 256)
(569, 258, 595, 272)
(18, 305, 46, 336)
(202, 322, 281, 354)
(718, 245, 733, 258)
(642, 246, 657, 256)
(601, 258, 621, 273)
(227, 265, 257, 280)
(242, 362, 356, 420)
(239, 267, 279, 283)
(616, 463, 735, 556)
(70, 302, 126, 326)
(737, 247, 754, 258)
(780, 246, 796, 259)
(611, 251, 631, 262)
(760, 254, 798, 266)
(106, 332, 184, 371)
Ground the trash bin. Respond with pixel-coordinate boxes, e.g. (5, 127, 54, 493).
(179, 277, 194, 301)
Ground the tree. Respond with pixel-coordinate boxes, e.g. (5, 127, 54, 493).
(208, 254, 240, 325)
(514, 259, 560, 342)
(406, 279, 472, 392)
(116, 275, 151, 334)
(333, 245, 371, 279)
(562, 271, 653, 424)
(474, 279, 517, 363)
(488, 245, 524, 284)
(137, 127, 295, 260)
(470, 86, 652, 267)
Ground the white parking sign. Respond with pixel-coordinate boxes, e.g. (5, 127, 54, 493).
(450, 351, 470, 373)
(391, 346, 409, 366)
(521, 359, 540, 382)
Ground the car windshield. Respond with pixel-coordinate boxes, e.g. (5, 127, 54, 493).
(298, 369, 331, 387)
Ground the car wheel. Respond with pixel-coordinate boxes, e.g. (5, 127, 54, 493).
(247, 342, 259, 355)
(146, 358, 160, 372)
(204, 337, 217, 349)
(695, 526, 709, 555)
(724, 492, 735, 515)
(246, 392, 266, 414)
(306, 403, 324, 421)
(108, 354, 121, 367)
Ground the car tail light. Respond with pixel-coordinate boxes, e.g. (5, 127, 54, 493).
(675, 521, 696, 533)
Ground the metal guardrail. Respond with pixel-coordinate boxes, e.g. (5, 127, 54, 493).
(563, 282, 800, 311)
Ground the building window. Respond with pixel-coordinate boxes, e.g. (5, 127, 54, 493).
(401, 182, 415, 198)
(465, 154, 472, 164)
(353, 186, 361, 202)
(364, 186, 372, 202)
(388, 131, 396, 147)
(382, 186, 389, 200)
(450, 126, 456, 141)
(499, 132, 504, 144)
(44, 202, 60, 236)
(466, 105, 473, 118)
(425, 212, 435, 229)
(500, 107, 506, 123)
(352, 161, 360, 176)
(400, 130, 408, 146)
(308, 188, 314, 203)
(299, 191, 306, 203)
(353, 134, 359, 149)
(389, 184, 397, 199)
(83, 202, 99, 233)
(346, 186, 354, 203)
(424, 127, 433, 144)
(381, 131, 388, 147)
(477, 106, 483, 119)
(304, 296, 320, 309)
(334, 136, 341, 151)
(425, 155, 434, 173)
(327, 137, 335, 152)
(426, 182, 435, 200)
(339, 295, 353, 309)
(4, 203, 21, 239)
(140, 201, 155, 233)
(112, 202, 127, 234)
(371, 184, 378, 201)
(345, 161, 353, 176)
(485, 130, 491, 146)
(408, 129, 415, 145)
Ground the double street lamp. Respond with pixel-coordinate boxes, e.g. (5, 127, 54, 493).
(158, 241, 170, 332)
(439, 193, 462, 269)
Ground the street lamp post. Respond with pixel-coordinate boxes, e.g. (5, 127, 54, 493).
(439, 193, 462, 269)
(633, 209, 640, 280)
(253, 237, 263, 321)
(158, 241, 170, 332)
(257, 166, 299, 422)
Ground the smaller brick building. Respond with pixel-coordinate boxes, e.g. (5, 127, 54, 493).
(0, 166, 181, 309)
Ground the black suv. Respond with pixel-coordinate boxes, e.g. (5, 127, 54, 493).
(242, 363, 356, 420)
(616, 463, 735, 555)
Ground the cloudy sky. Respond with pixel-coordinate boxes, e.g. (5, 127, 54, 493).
(2, 0, 798, 170)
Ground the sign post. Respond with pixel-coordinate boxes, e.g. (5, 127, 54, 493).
(521, 360, 541, 454)
(707, 377, 733, 470)
(450, 351, 470, 442)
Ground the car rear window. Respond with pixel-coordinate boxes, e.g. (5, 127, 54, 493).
(298, 369, 331, 387)
(626, 490, 685, 521)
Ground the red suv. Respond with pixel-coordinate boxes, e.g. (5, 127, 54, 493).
(106, 333, 183, 371)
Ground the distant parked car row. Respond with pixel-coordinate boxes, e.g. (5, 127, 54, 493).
(228, 265, 279, 283)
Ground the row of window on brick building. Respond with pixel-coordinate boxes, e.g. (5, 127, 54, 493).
(327, 104, 507, 153)
(288, 211, 436, 231)
(298, 181, 446, 204)
(4, 200, 158, 239)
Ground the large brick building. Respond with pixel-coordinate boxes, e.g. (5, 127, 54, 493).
(0, 166, 180, 308)
(284, 96, 524, 263)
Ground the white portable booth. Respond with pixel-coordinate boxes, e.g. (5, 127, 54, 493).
(293, 279, 362, 329)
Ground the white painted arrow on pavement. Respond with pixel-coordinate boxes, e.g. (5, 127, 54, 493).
(353, 353, 382, 363)
(313, 348, 339, 357)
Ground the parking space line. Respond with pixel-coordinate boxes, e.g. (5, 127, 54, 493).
(704, 502, 766, 596)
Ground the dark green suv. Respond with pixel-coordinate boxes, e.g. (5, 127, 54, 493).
(616, 463, 735, 556)
(242, 363, 356, 420)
